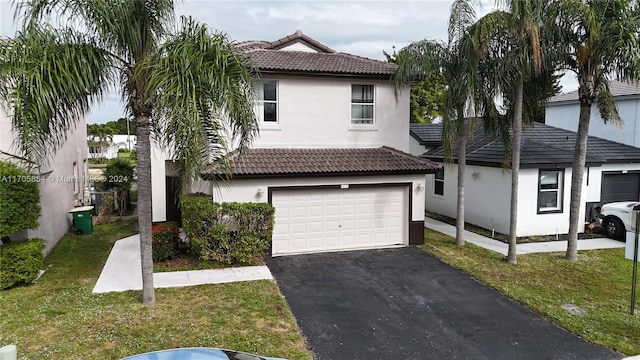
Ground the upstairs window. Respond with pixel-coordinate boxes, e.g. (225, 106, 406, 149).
(538, 170, 563, 213)
(256, 81, 278, 123)
(434, 167, 444, 196)
(351, 84, 374, 125)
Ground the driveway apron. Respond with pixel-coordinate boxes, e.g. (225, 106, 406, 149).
(267, 247, 620, 360)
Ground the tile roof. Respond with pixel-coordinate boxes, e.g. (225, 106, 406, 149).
(236, 30, 335, 53)
(202, 147, 441, 179)
(235, 30, 397, 78)
(547, 80, 640, 104)
(410, 123, 443, 146)
(411, 122, 640, 168)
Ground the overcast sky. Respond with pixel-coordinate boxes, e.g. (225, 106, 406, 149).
(0, 0, 578, 124)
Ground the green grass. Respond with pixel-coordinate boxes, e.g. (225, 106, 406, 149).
(421, 228, 640, 356)
(0, 221, 311, 360)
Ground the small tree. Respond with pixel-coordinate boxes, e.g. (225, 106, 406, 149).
(0, 161, 41, 238)
(100, 158, 134, 216)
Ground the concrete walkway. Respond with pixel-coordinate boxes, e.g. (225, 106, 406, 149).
(93, 235, 273, 294)
(424, 217, 625, 256)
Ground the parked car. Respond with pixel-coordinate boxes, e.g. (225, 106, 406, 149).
(597, 201, 640, 240)
(121, 348, 287, 360)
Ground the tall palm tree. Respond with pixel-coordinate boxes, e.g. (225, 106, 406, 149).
(474, 0, 545, 264)
(550, 0, 640, 261)
(394, 0, 481, 246)
(0, 0, 257, 304)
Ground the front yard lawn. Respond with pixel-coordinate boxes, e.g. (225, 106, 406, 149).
(0, 220, 311, 360)
(422, 228, 640, 356)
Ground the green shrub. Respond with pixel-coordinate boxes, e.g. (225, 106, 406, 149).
(100, 158, 134, 215)
(152, 222, 179, 262)
(0, 161, 41, 238)
(181, 195, 274, 265)
(0, 238, 45, 289)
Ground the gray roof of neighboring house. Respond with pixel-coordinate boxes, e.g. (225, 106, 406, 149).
(236, 30, 397, 78)
(410, 123, 443, 147)
(202, 146, 440, 179)
(411, 122, 640, 169)
(547, 80, 640, 104)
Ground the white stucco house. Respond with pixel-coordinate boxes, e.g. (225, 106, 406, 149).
(410, 121, 640, 238)
(1, 107, 89, 254)
(88, 134, 137, 159)
(151, 31, 440, 256)
(545, 80, 640, 147)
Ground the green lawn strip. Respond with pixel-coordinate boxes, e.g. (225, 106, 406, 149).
(0, 221, 311, 360)
(421, 228, 640, 356)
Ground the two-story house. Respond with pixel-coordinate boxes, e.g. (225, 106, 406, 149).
(1, 107, 89, 254)
(545, 80, 640, 147)
(151, 31, 440, 256)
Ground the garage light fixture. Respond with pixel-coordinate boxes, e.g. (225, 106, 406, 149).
(416, 182, 424, 192)
(256, 187, 265, 197)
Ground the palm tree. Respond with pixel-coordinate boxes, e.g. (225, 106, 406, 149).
(87, 123, 115, 161)
(0, 0, 257, 304)
(549, 0, 640, 261)
(474, 0, 545, 264)
(394, 0, 482, 246)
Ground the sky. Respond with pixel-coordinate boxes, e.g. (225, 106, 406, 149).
(0, 0, 579, 124)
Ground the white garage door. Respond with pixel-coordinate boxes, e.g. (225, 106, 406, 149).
(271, 187, 407, 256)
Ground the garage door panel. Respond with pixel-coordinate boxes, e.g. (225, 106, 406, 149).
(272, 187, 407, 256)
(601, 173, 640, 204)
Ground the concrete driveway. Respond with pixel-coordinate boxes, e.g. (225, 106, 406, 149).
(267, 247, 621, 360)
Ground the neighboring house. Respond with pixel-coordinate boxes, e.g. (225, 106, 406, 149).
(0, 108, 89, 254)
(410, 121, 640, 237)
(151, 31, 440, 256)
(545, 80, 640, 147)
(88, 134, 137, 159)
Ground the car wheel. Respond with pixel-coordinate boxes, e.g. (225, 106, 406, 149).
(603, 217, 625, 240)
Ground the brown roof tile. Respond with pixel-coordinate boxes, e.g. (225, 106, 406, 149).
(235, 30, 397, 77)
(245, 50, 397, 77)
(202, 147, 440, 179)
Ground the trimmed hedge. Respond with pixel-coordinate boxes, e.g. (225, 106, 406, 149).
(181, 194, 274, 265)
(0, 161, 41, 238)
(0, 238, 45, 289)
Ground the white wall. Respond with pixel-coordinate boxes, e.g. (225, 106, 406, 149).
(425, 164, 512, 234)
(151, 141, 169, 222)
(427, 162, 640, 237)
(409, 136, 426, 156)
(1, 109, 88, 254)
(546, 98, 640, 147)
(211, 174, 426, 222)
(253, 76, 410, 152)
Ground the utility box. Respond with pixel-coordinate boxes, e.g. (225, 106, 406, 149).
(69, 206, 94, 235)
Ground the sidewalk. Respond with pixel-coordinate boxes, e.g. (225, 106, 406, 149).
(424, 217, 625, 256)
(92, 235, 273, 294)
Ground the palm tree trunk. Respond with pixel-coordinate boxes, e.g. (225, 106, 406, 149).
(508, 79, 524, 264)
(136, 114, 155, 305)
(566, 102, 591, 261)
(456, 118, 467, 246)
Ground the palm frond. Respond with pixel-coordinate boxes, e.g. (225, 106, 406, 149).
(143, 16, 257, 181)
(0, 24, 115, 164)
(595, 80, 623, 127)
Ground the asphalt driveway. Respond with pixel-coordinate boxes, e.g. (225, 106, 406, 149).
(267, 247, 621, 360)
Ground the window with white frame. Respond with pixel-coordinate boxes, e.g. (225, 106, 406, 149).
(351, 84, 374, 125)
(538, 170, 563, 213)
(434, 167, 444, 196)
(256, 81, 277, 123)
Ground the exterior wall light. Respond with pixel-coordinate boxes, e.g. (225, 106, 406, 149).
(257, 187, 265, 197)
(416, 182, 425, 191)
